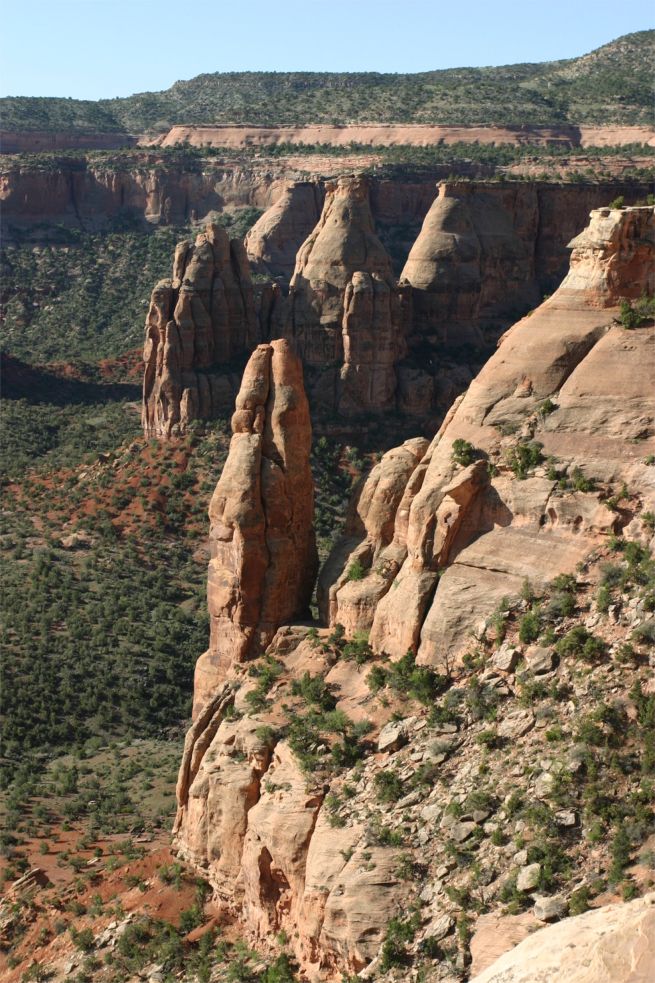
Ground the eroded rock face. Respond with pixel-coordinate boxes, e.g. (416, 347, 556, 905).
(142, 223, 260, 437)
(322, 207, 655, 666)
(175, 624, 408, 977)
(245, 180, 324, 278)
(286, 175, 408, 414)
(193, 339, 317, 711)
(400, 180, 539, 347)
(470, 893, 655, 983)
(174, 206, 654, 982)
(318, 437, 430, 632)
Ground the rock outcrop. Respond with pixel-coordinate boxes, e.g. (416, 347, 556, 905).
(285, 175, 409, 414)
(323, 206, 655, 668)
(245, 180, 324, 278)
(470, 893, 655, 983)
(193, 339, 317, 710)
(142, 223, 260, 437)
(400, 180, 540, 347)
(318, 437, 430, 631)
(168, 206, 655, 983)
(153, 123, 655, 151)
(175, 608, 411, 977)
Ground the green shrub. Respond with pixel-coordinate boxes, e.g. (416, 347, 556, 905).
(619, 295, 655, 329)
(538, 398, 558, 416)
(506, 440, 543, 479)
(570, 466, 596, 492)
(451, 439, 476, 467)
(374, 771, 404, 803)
(70, 926, 95, 952)
(557, 626, 607, 661)
(633, 619, 655, 645)
(291, 672, 337, 711)
(366, 665, 387, 694)
(379, 913, 420, 971)
(609, 824, 632, 883)
(346, 559, 366, 581)
(519, 609, 541, 643)
(568, 886, 592, 915)
(384, 651, 449, 704)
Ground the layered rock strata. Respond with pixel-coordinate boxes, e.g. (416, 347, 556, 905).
(154, 123, 655, 150)
(285, 174, 409, 414)
(192, 339, 317, 710)
(142, 223, 260, 437)
(326, 206, 655, 667)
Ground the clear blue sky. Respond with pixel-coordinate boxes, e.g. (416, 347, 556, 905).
(2, 0, 653, 100)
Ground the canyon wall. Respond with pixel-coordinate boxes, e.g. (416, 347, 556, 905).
(173, 205, 654, 979)
(141, 177, 654, 433)
(152, 123, 655, 149)
(323, 205, 655, 666)
(2, 152, 650, 279)
(141, 174, 418, 429)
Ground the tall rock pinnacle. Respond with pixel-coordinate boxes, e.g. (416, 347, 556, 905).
(286, 175, 408, 413)
(193, 338, 317, 713)
(142, 223, 260, 438)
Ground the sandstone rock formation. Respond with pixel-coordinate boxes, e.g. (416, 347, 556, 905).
(142, 223, 260, 437)
(171, 204, 653, 983)
(193, 339, 317, 710)
(245, 180, 324, 278)
(470, 893, 655, 983)
(153, 123, 655, 151)
(400, 180, 540, 347)
(317, 437, 430, 631)
(323, 206, 655, 668)
(285, 174, 409, 414)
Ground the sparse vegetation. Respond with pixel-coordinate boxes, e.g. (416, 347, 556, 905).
(3, 31, 653, 131)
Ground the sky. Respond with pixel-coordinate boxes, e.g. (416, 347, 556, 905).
(1, 0, 653, 100)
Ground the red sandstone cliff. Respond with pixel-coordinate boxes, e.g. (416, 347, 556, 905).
(323, 206, 655, 667)
(173, 206, 654, 980)
(193, 339, 317, 711)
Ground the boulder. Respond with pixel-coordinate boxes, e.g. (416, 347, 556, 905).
(470, 893, 655, 983)
(532, 894, 568, 922)
(492, 644, 521, 673)
(377, 719, 409, 753)
(524, 645, 556, 675)
(516, 863, 541, 892)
